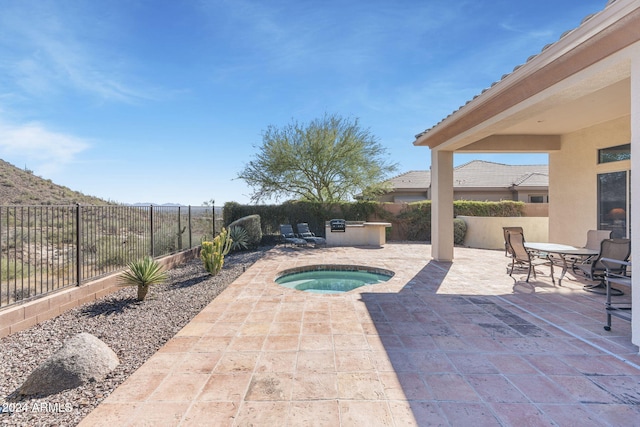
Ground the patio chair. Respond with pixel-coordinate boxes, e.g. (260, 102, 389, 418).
(601, 258, 632, 331)
(584, 229, 613, 250)
(567, 229, 612, 269)
(574, 238, 630, 295)
(503, 226, 524, 257)
(279, 224, 308, 247)
(296, 223, 326, 247)
(506, 229, 553, 283)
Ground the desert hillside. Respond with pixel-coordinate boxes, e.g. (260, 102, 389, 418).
(0, 159, 112, 205)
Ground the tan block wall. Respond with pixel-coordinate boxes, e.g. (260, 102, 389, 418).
(458, 216, 549, 250)
(0, 248, 199, 338)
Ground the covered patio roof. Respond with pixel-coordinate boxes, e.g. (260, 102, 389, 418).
(413, 0, 636, 153)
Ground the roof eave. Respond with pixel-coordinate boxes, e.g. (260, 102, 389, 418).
(413, 0, 640, 150)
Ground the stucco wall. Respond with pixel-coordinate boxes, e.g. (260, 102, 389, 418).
(549, 116, 630, 247)
(458, 216, 549, 250)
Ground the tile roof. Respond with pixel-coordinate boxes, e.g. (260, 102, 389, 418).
(387, 160, 548, 190)
(385, 170, 431, 190)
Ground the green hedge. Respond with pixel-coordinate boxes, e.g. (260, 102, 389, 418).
(223, 200, 525, 243)
(454, 200, 524, 217)
(223, 201, 392, 243)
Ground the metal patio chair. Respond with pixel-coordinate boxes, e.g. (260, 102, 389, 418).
(567, 229, 612, 267)
(506, 229, 553, 283)
(601, 257, 632, 331)
(503, 226, 524, 257)
(574, 238, 630, 295)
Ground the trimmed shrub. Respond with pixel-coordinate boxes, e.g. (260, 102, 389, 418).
(454, 200, 524, 217)
(228, 214, 262, 248)
(453, 218, 467, 245)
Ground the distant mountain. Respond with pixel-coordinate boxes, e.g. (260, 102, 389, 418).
(130, 202, 185, 207)
(0, 159, 113, 205)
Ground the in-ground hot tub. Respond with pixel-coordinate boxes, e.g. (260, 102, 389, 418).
(275, 264, 394, 294)
(325, 221, 392, 247)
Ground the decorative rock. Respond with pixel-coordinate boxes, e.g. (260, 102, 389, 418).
(18, 333, 119, 396)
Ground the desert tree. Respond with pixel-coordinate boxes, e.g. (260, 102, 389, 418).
(238, 114, 397, 203)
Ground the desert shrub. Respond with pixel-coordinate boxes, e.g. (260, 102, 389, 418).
(1, 257, 23, 281)
(153, 231, 178, 256)
(228, 215, 262, 248)
(397, 201, 431, 241)
(93, 235, 130, 269)
(453, 218, 467, 245)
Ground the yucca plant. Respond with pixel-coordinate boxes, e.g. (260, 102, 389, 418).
(228, 226, 250, 252)
(118, 256, 168, 301)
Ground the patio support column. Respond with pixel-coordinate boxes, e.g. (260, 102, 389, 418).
(631, 48, 640, 349)
(431, 149, 454, 261)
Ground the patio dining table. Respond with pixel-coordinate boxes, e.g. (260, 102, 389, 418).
(524, 242, 599, 285)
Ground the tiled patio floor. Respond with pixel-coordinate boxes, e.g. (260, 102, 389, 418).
(79, 243, 640, 426)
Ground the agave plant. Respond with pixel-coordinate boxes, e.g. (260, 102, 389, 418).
(118, 256, 168, 301)
(228, 226, 250, 252)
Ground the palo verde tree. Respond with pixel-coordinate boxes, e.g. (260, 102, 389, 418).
(238, 114, 398, 203)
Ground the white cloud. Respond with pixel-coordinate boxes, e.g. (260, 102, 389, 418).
(0, 121, 89, 174)
(0, 2, 150, 103)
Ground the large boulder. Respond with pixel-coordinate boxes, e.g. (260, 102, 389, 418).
(19, 332, 119, 396)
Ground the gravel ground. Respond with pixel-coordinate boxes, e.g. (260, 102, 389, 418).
(0, 247, 271, 427)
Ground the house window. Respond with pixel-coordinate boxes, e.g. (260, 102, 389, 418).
(598, 143, 630, 164)
(528, 195, 546, 203)
(598, 171, 630, 238)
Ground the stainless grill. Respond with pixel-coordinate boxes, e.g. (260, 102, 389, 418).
(329, 219, 346, 232)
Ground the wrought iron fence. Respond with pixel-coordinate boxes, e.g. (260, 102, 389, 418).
(0, 204, 220, 309)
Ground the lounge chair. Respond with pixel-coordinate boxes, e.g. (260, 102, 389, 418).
(296, 223, 326, 247)
(506, 229, 553, 282)
(279, 224, 308, 247)
(574, 238, 630, 295)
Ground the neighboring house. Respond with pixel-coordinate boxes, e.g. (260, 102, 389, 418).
(378, 160, 548, 203)
(412, 0, 638, 346)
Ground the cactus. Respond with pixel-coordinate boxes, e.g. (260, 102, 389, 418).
(200, 227, 233, 276)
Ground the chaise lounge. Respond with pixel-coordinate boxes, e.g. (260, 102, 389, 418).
(279, 224, 308, 247)
(296, 223, 326, 247)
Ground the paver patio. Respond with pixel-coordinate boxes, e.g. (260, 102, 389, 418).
(79, 243, 639, 426)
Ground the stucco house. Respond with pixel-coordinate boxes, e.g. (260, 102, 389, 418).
(413, 0, 639, 347)
(378, 160, 548, 203)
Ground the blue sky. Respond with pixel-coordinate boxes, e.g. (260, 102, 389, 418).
(0, 0, 608, 205)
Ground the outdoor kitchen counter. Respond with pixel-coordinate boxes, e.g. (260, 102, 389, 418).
(325, 222, 392, 247)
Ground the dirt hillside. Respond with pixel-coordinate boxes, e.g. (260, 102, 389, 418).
(0, 159, 112, 205)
